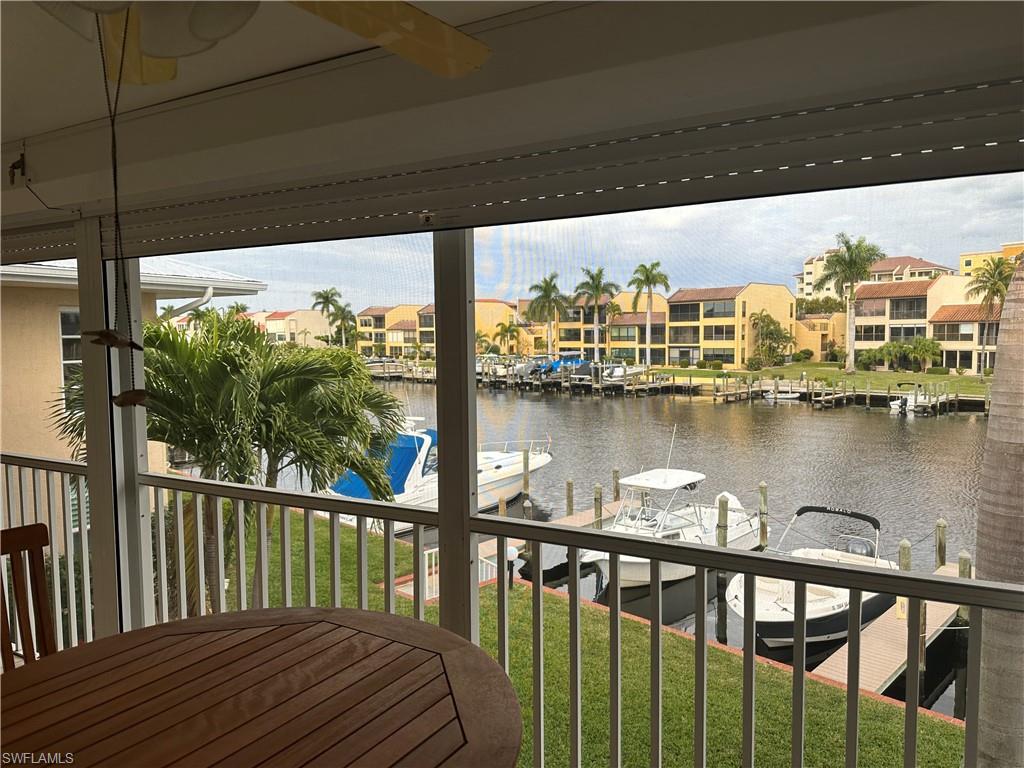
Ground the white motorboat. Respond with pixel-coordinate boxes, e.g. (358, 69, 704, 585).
(726, 506, 898, 648)
(327, 421, 553, 532)
(889, 383, 938, 414)
(603, 363, 646, 382)
(763, 391, 801, 402)
(580, 467, 761, 588)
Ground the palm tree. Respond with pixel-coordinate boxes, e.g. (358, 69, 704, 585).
(976, 261, 1023, 765)
(52, 312, 403, 613)
(158, 304, 177, 321)
(908, 335, 941, 373)
(967, 256, 1014, 374)
(311, 287, 343, 345)
(574, 267, 620, 363)
(330, 302, 355, 348)
(750, 309, 796, 365)
(525, 273, 571, 354)
(225, 302, 249, 317)
(628, 261, 670, 367)
(604, 301, 622, 357)
(493, 321, 521, 355)
(297, 329, 311, 346)
(475, 329, 491, 354)
(813, 233, 886, 374)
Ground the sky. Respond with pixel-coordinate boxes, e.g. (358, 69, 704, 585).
(169, 172, 1023, 312)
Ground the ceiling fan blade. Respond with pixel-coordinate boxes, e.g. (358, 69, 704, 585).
(100, 8, 178, 85)
(291, 1, 491, 79)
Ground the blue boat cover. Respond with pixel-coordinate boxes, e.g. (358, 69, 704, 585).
(330, 431, 427, 498)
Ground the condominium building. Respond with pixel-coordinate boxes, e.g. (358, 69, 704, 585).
(666, 283, 796, 369)
(243, 309, 331, 346)
(794, 312, 847, 361)
(360, 299, 525, 357)
(795, 251, 953, 298)
(356, 305, 421, 356)
(853, 275, 1001, 372)
(959, 241, 1024, 277)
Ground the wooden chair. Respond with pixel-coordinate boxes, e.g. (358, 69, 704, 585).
(1, 523, 57, 672)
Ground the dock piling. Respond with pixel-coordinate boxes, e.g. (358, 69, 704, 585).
(612, 469, 620, 502)
(523, 498, 533, 520)
(935, 518, 947, 567)
(866, 381, 871, 409)
(594, 484, 603, 530)
(758, 482, 768, 549)
(522, 449, 530, 501)
(957, 551, 972, 622)
(566, 480, 574, 518)
(498, 496, 507, 517)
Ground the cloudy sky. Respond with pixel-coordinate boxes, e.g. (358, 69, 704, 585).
(174, 172, 1023, 312)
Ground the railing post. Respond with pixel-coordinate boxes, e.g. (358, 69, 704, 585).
(433, 229, 479, 643)
(716, 495, 729, 645)
(957, 551, 972, 621)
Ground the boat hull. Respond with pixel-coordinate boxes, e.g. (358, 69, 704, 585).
(754, 591, 895, 647)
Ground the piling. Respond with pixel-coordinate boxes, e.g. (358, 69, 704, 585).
(498, 496, 507, 517)
(566, 480, 574, 518)
(899, 540, 926, 699)
(985, 384, 991, 416)
(957, 551, 972, 622)
(953, 550, 972, 718)
(887, 383, 892, 402)
(523, 498, 533, 520)
(716, 495, 729, 645)
(955, 382, 960, 413)
(612, 469, 621, 502)
(594, 484, 603, 530)
(522, 449, 530, 500)
(935, 518, 947, 567)
(758, 482, 769, 549)
(866, 381, 872, 409)
(774, 377, 780, 399)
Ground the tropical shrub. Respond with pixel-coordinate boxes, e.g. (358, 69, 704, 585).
(956, 367, 967, 376)
(795, 348, 815, 362)
(745, 356, 763, 371)
(984, 367, 994, 376)
(710, 361, 724, 370)
(926, 367, 950, 375)
(855, 348, 881, 371)
(695, 359, 708, 369)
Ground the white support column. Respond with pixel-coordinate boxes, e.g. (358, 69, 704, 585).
(113, 258, 154, 629)
(433, 229, 479, 643)
(74, 218, 121, 638)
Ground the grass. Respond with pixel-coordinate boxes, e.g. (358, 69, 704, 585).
(251, 510, 965, 767)
(655, 362, 991, 397)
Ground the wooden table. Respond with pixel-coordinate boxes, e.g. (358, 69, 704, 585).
(1, 608, 521, 767)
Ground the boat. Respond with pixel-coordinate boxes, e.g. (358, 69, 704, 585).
(327, 420, 553, 531)
(365, 357, 401, 377)
(763, 390, 801, 402)
(580, 467, 761, 589)
(536, 352, 585, 376)
(603, 363, 645, 382)
(889, 382, 937, 414)
(725, 505, 898, 648)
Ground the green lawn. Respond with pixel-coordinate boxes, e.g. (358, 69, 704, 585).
(655, 362, 991, 397)
(251, 510, 965, 767)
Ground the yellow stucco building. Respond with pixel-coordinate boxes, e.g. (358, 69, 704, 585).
(959, 241, 1024, 277)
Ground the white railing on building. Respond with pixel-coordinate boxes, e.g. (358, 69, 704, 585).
(3, 451, 1023, 768)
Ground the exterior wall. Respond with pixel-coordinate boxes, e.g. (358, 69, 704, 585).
(738, 284, 797, 368)
(357, 304, 420, 355)
(795, 258, 833, 299)
(960, 241, 1024, 276)
(475, 300, 518, 352)
(416, 309, 435, 357)
(0, 285, 165, 471)
(265, 310, 331, 346)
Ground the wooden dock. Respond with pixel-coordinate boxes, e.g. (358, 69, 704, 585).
(814, 562, 963, 692)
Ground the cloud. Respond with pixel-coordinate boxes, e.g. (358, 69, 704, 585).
(168, 172, 1023, 309)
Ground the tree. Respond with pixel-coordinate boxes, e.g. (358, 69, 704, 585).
(812, 233, 886, 374)
(976, 261, 1023, 766)
(877, 340, 911, 371)
(53, 312, 403, 613)
(574, 267, 620, 363)
(628, 261, 670, 366)
(158, 304, 177, 321)
(967, 256, 1014, 374)
(796, 295, 845, 318)
(411, 340, 425, 365)
(749, 309, 795, 365)
(297, 329, 311, 347)
(311, 287, 343, 345)
(225, 302, 249, 317)
(475, 329, 491, 354)
(493, 321, 521, 355)
(330, 302, 355, 348)
(525, 273, 571, 354)
(908, 335, 941, 373)
(604, 301, 622, 357)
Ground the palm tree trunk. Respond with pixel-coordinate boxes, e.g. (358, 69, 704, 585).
(547, 319, 553, 354)
(646, 288, 653, 367)
(593, 313, 601, 363)
(202, 495, 222, 613)
(845, 287, 857, 374)
(976, 262, 1023, 766)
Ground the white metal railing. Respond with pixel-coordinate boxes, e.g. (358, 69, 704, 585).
(469, 513, 1024, 768)
(1, 453, 94, 654)
(5, 451, 1024, 768)
(477, 437, 552, 456)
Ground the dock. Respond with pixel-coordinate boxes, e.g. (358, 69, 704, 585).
(814, 562, 963, 693)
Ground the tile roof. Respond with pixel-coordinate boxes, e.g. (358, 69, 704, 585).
(477, 298, 516, 306)
(418, 304, 435, 314)
(358, 305, 394, 316)
(610, 312, 665, 326)
(870, 256, 952, 275)
(854, 280, 934, 299)
(266, 311, 293, 320)
(573, 294, 613, 307)
(929, 304, 1002, 323)
(668, 285, 745, 303)
(388, 319, 418, 331)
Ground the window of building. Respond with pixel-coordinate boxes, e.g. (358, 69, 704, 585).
(789, 303, 794, 318)
(853, 298, 886, 316)
(559, 328, 582, 342)
(889, 297, 926, 320)
(964, 259, 972, 267)
(932, 323, 973, 342)
(890, 325, 926, 340)
(59, 309, 82, 399)
(855, 324, 886, 342)
(702, 300, 735, 318)
(373, 332, 386, 343)
(742, 301, 747, 318)
(980, 322, 1000, 346)
(702, 348, 735, 364)
(419, 331, 435, 344)
(359, 317, 373, 328)
(669, 326, 699, 344)
(669, 303, 699, 322)
(610, 326, 636, 341)
(373, 317, 386, 329)
(703, 324, 736, 341)
(943, 350, 973, 369)
(419, 314, 434, 328)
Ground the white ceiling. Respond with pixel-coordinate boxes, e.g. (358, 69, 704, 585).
(1, 1, 535, 140)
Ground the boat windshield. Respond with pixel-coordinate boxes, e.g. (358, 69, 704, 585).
(612, 485, 708, 534)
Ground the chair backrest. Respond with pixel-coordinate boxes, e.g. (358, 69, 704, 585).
(1, 523, 57, 672)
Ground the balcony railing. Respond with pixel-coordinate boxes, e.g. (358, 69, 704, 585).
(3, 451, 1023, 767)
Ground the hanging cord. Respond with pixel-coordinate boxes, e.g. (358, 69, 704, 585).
(95, 10, 135, 390)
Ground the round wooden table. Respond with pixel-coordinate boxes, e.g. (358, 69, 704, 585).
(1, 608, 521, 767)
